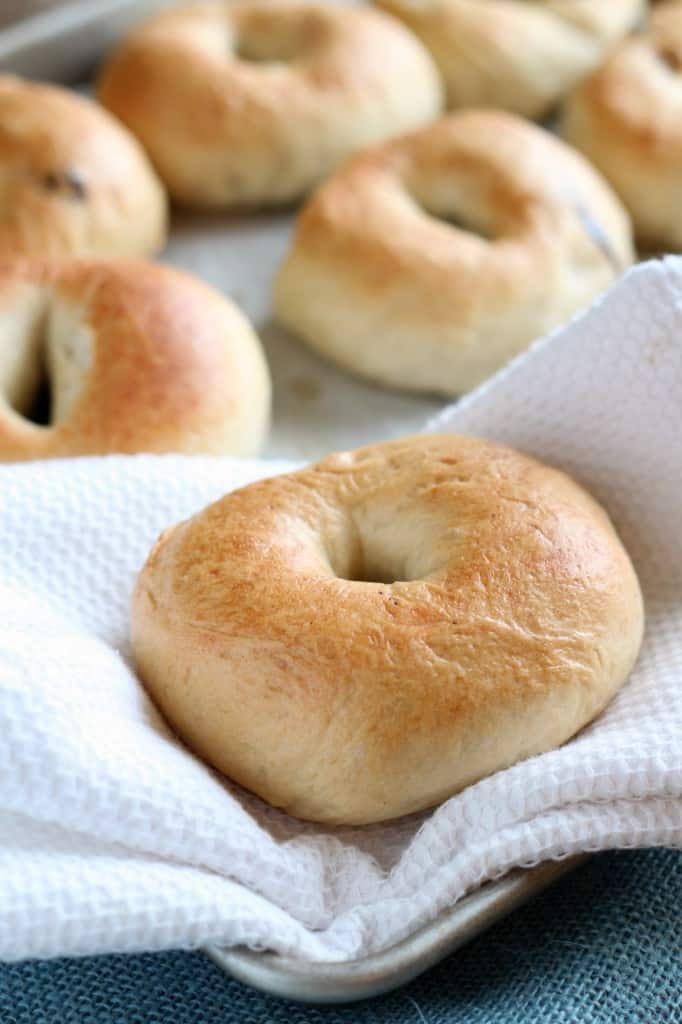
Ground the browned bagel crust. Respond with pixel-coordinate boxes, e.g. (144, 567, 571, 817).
(274, 111, 634, 396)
(0, 75, 167, 258)
(131, 434, 644, 825)
(0, 260, 270, 460)
(562, 0, 682, 251)
(97, 1, 443, 207)
(374, 0, 645, 120)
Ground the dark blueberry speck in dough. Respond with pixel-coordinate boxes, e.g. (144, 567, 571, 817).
(40, 171, 61, 192)
(40, 167, 87, 200)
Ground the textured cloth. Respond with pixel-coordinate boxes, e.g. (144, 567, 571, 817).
(1, 259, 681, 964)
(1, 849, 680, 1021)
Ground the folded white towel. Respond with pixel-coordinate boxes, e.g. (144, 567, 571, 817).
(1, 259, 680, 963)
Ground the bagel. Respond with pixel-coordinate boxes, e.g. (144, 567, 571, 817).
(0, 75, 167, 258)
(374, 0, 646, 120)
(274, 110, 634, 397)
(131, 434, 644, 826)
(0, 260, 270, 460)
(96, 1, 443, 207)
(562, 0, 682, 252)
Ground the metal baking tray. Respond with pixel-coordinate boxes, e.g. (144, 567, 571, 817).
(0, 3, 589, 1001)
(0, 0, 173, 81)
(208, 856, 588, 1003)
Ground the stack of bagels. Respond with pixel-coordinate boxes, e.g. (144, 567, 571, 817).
(1, 1, 656, 824)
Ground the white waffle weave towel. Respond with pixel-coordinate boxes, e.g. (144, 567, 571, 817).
(0, 259, 681, 962)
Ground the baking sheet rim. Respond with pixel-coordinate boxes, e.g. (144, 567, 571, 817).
(206, 855, 589, 1003)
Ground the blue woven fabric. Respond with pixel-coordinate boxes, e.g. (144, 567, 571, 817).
(0, 849, 680, 1023)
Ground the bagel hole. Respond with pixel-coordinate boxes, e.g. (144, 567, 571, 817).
(235, 39, 293, 63)
(0, 291, 93, 428)
(326, 505, 442, 585)
(0, 290, 51, 426)
(233, 26, 303, 63)
(5, 352, 53, 427)
(3, 314, 54, 426)
(337, 554, 405, 586)
(409, 183, 494, 240)
(23, 363, 53, 426)
(426, 209, 491, 237)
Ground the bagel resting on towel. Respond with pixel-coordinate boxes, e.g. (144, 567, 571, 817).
(131, 434, 644, 825)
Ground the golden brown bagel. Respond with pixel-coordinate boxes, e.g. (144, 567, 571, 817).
(96, 1, 443, 207)
(0, 260, 270, 460)
(274, 111, 634, 397)
(374, 0, 646, 120)
(0, 75, 167, 258)
(131, 434, 644, 826)
(562, 0, 682, 251)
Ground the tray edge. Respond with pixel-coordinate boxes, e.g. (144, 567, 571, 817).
(206, 855, 590, 1004)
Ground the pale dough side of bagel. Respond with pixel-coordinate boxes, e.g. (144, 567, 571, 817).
(562, 0, 682, 251)
(131, 434, 644, 826)
(274, 110, 634, 397)
(0, 260, 270, 460)
(96, 1, 443, 206)
(374, 0, 645, 119)
(0, 75, 167, 258)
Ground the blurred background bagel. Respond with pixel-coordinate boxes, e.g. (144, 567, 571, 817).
(275, 110, 634, 397)
(0, 259, 270, 460)
(97, 0, 444, 207)
(374, 0, 646, 120)
(0, 74, 167, 258)
(562, 0, 682, 252)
